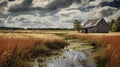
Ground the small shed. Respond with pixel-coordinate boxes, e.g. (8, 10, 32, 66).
(82, 18, 110, 33)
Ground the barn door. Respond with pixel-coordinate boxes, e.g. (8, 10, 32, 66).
(85, 29, 88, 33)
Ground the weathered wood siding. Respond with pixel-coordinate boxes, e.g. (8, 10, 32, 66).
(82, 19, 110, 33)
(96, 19, 109, 33)
(82, 27, 97, 33)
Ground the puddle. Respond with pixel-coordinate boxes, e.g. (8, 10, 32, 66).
(32, 35, 96, 67)
(46, 49, 96, 67)
(33, 59, 39, 67)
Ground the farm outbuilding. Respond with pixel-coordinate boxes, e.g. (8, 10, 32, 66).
(82, 18, 110, 33)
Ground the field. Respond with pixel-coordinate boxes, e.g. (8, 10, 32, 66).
(0, 30, 120, 67)
(68, 33, 120, 67)
(0, 32, 68, 67)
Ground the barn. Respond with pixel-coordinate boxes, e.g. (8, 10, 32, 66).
(82, 18, 110, 33)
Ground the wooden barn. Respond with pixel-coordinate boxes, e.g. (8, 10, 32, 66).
(82, 18, 110, 33)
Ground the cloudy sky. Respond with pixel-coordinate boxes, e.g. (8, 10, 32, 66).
(0, 0, 120, 28)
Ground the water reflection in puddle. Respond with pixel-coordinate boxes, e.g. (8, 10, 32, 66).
(46, 49, 96, 67)
(33, 59, 39, 67)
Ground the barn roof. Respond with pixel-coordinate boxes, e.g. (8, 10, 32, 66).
(82, 18, 103, 28)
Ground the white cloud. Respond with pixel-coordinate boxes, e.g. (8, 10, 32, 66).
(106, 9, 120, 21)
(8, 0, 23, 6)
(0, 0, 119, 28)
(0, 0, 8, 15)
(32, 0, 54, 8)
(2, 12, 73, 28)
(0, 18, 5, 27)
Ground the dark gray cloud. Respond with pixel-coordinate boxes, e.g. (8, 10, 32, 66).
(100, 7, 118, 17)
(9, 0, 33, 12)
(100, 0, 120, 8)
(0, 0, 120, 28)
(45, 0, 81, 10)
(0, 0, 8, 15)
(8, 0, 82, 12)
(22, 0, 33, 6)
(88, 0, 120, 18)
(0, 0, 8, 7)
(8, 0, 15, 1)
(89, 0, 95, 2)
(7, 0, 120, 14)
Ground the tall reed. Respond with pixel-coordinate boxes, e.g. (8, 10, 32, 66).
(0, 34, 68, 67)
(68, 33, 120, 67)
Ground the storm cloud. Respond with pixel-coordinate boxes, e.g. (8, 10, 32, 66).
(9, 0, 33, 12)
(0, 0, 7, 7)
(8, 0, 82, 12)
(0, 0, 120, 28)
(100, 0, 120, 8)
(100, 6, 118, 17)
(8, 0, 120, 13)
(0, 0, 8, 15)
(45, 0, 81, 10)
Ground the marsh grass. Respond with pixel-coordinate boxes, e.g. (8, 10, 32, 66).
(68, 33, 120, 67)
(0, 33, 68, 67)
(90, 42, 101, 49)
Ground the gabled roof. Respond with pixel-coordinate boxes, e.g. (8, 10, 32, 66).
(82, 18, 104, 28)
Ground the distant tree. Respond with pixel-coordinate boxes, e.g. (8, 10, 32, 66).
(108, 16, 120, 32)
(116, 16, 120, 31)
(73, 20, 81, 32)
(109, 19, 117, 31)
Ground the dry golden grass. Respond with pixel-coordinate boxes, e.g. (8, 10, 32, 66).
(68, 33, 120, 67)
(0, 33, 68, 67)
(0, 30, 120, 67)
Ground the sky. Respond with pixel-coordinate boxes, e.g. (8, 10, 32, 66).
(0, 0, 120, 28)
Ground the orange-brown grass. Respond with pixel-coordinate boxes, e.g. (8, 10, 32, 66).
(68, 33, 120, 67)
(0, 33, 68, 67)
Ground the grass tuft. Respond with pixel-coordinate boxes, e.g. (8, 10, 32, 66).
(90, 42, 101, 49)
(68, 33, 120, 67)
(0, 33, 68, 67)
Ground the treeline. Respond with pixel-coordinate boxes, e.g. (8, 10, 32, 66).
(0, 27, 73, 30)
(0, 27, 24, 30)
(108, 16, 120, 32)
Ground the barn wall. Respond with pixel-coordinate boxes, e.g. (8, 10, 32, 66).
(82, 18, 110, 33)
(82, 28, 86, 33)
(97, 20, 109, 33)
(88, 27, 94, 33)
(82, 27, 97, 33)
(87, 27, 98, 33)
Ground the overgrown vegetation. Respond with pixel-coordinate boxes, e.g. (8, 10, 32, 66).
(90, 42, 101, 49)
(73, 20, 82, 32)
(0, 33, 69, 67)
(68, 34, 120, 67)
(108, 16, 120, 32)
(93, 48, 107, 67)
